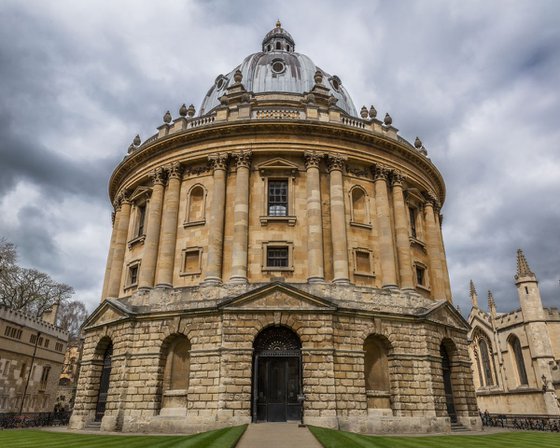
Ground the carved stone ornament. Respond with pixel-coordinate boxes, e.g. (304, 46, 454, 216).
(384, 113, 392, 126)
(314, 70, 323, 85)
(360, 106, 368, 119)
(391, 171, 405, 186)
(414, 137, 423, 149)
(114, 190, 130, 210)
(187, 104, 196, 117)
(208, 153, 229, 171)
(424, 192, 440, 210)
(304, 151, 323, 169)
(184, 164, 211, 177)
(163, 111, 172, 124)
(372, 164, 389, 181)
(327, 154, 347, 172)
(233, 150, 252, 169)
(233, 69, 243, 84)
(345, 165, 371, 178)
(150, 167, 167, 186)
(179, 104, 188, 117)
(133, 134, 141, 146)
(369, 105, 377, 119)
(167, 162, 183, 180)
(328, 95, 338, 107)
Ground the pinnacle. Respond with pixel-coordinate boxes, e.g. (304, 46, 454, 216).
(469, 280, 478, 308)
(488, 290, 496, 310)
(516, 249, 535, 278)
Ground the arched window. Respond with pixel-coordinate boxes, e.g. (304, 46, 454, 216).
(275, 41, 281, 50)
(185, 185, 206, 225)
(479, 338, 494, 386)
(159, 334, 191, 414)
(350, 186, 369, 225)
(363, 335, 391, 411)
(509, 335, 528, 386)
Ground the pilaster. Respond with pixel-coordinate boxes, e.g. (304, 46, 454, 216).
(327, 154, 349, 284)
(107, 192, 131, 298)
(391, 172, 414, 290)
(304, 151, 325, 283)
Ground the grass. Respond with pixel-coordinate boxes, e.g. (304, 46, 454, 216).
(308, 426, 560, 448)
(0, 425, 247, 448)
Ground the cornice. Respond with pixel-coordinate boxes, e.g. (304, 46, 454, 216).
(109, 120, 446, 204)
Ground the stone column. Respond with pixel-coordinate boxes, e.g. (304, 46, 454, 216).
(229, 151, 251, 284)
(305, 151, 325, 283)
(434, 211, 452, 299)
(203, 153, 228, 285)
(424, 195, 445, 299)
(138, 167, 166, 289)
(155, 162, 183, 288)
(101, 209, 119, 301)
(327, 154, 349, 284)
(107, 192, 131, 298)
(373, 165, 397, 288)
(391, 172, 414, 290)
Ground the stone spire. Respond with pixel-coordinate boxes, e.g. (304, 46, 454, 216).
(470, 280, 478, 309)
(488, 290, 497, 318)
(515, 248, 535, 280)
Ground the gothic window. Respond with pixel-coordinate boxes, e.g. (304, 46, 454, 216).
(479, 338, 494, 386)
(364, 335, 391, 410)
(185, 185, 206, 226)
(350, 186, 370, 226)
(509, 335, 528, 386)
(268, 180, 288, 216)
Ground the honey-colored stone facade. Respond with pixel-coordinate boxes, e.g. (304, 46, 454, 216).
(71, 24, 480, 434)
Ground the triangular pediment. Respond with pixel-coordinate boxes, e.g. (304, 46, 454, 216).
(257, 158, 300, 176)
(468, 311, 494, 335)
(422, 301, 470, 331)
(220, 283, 337, 311)
(129, 185, 152, 202)
(83, 299, 132, 330)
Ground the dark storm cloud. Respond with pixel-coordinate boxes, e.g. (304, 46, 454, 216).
(0, 0, 558, 313)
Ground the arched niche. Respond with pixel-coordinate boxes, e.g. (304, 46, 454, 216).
(158, 334, 191, 416)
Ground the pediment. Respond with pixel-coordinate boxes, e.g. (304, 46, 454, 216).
(468, 312, 494, 335)
(220, 283, 336, 311)
(422, 301, 470, 331)
(83, 299, 131, 329)
(129, 185, 152, 202)
(257, 158, 300, 176)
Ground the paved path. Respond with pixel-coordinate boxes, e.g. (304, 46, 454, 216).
(236, 423, 322, 448)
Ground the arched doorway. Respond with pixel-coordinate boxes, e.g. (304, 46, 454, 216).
(252, 326, 302, 422)
(95, 342, 113, 422)
(440, 342, 457, 423)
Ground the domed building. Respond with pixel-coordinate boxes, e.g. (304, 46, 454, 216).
(70, 22, 480, 434)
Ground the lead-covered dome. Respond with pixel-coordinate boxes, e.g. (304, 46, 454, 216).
(199, 22, 357, 116)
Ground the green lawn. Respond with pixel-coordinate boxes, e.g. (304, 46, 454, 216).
(0, 425, 247, 448)
(308, 426, 560, 448)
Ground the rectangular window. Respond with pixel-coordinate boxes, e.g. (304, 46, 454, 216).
(356, 251, 371, 273)
(409, 207, 417, 239)
(268, 180, 288, 216)
(30, 334, 37, 344)
(55, 342, 63, 352)
(40, 366, 51, 388)
(20, 363, 26, 379)
(4, 326, 22, 340)
(136, 204, 147, 237)
(266, 247, 289, 268)
(416, 266, 425, 286)
(38, 337, 44, 347)
(44, 339, 49, 349)
(129, 264, 139, 286)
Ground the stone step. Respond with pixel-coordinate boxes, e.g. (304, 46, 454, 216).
(450, 422, 470, 432)
(85, 421, 101, 430)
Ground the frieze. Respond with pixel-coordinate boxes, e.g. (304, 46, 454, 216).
(345, 165, 371, 179)
(183, 164, 211, 177)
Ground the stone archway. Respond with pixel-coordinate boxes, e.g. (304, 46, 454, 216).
(252, 326, 302, 422)
(95, 341, 113, 422)
(440, 341, 457, 423)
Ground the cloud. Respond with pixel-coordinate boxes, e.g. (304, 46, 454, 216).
(0, 0, 558, 315)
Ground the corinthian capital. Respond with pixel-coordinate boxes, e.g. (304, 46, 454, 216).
(327, 153, 347, 172)
(113, 190, 130, 210)
(167, 161, 183, 180)
(208, 153, 229, 171)
(372, 164, 389, 181)
(149, 167, 166, 186)
(233, 150, 252, 169)
(304, 151, 324, 170)
(391, 170, 406, 187)
(424, 192, 441, 210)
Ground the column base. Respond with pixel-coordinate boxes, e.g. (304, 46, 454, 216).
(228, 276, 248, 284)
(201, 277, 222, 286)
(155, 283, 173, 289)
(307, 276, 325, 284)
(382, 284, 399, 289)
(332, 278, 350, 285)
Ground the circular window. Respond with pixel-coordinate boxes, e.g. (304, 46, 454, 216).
(330, 75, 341, 91)
(215, 75, 227, 90)
(271, 60, 286, 74)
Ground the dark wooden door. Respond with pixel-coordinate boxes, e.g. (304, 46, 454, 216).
(95, 345, 112, 422)
(256, 356, 300, 422)
(441, 346, 457, 423)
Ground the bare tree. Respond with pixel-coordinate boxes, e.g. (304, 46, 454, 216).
(57, 300, 88, 340)
(0, 237, 16, 268)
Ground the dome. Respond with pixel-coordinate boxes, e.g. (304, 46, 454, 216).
(199, 22, 357, 117)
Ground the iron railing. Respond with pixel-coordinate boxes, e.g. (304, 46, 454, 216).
(481, 412, 560, 432)
(0, 411, 71, 429)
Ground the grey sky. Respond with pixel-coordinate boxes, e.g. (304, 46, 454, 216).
(0, 0, 558, 315)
